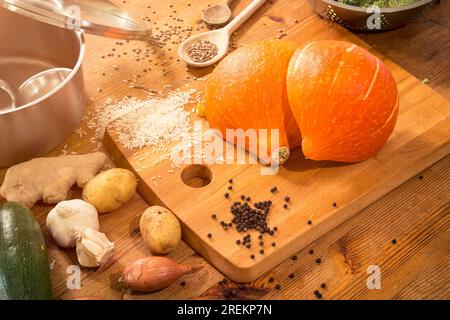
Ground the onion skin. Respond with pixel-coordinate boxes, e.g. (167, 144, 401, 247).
(122, 256, 200, 292)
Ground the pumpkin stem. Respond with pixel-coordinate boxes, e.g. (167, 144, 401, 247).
(271, 146, 290, 165)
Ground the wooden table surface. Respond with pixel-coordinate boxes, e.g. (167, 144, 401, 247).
(1, 0, 449, 300)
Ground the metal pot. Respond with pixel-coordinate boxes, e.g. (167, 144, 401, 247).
(0, 7, 85, 167)
(0, 0, 150, 168)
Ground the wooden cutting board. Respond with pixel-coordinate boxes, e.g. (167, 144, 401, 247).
(104, 1, 450, 282)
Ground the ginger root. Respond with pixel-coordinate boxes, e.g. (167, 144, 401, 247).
(0, 152, 107, 208)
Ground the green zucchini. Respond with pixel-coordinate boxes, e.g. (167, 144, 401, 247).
(0, 202, 52, 300)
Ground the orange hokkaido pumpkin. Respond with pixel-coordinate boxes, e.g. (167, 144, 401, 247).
(204, 40, 301, 164)
(286, 40, 399, 162)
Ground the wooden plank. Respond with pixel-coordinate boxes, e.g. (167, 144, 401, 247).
(57, 155, 450, 300)
(104, 1, 450, 282)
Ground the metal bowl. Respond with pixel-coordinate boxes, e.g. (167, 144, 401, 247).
(0, 6, 85, 167)
(308, 0, 438, 31)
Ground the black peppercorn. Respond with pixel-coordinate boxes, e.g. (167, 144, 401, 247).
(268, 277, 274, 283)
(320, 283, 326, 289)
(314, 290, 322, 299)
(291, 255, 297, 261)
(307, 220, 312, 225)
(309, 249, 314, 255)
(271, 186, 278, 193)
(284, 196, 290, 202)
(207, 233, 212, 238)
(315, 258, 322, 264)
(259, 241, 264, 246)
(271, 242, 276, 247)
(224, 193, 230, 198)
(211, 214, 217, 219)
(260, 249, 264, 254)
(236, 239, 241, 245)
(224, 194, 277, 239)
(229, 178, 233, 183)
(250, 254, 255, 259)
(283, 204, 288, 209)
(392, 239, 397, 245)
(246, 244, 251, 249)
(228, 185, 233, 190)
(288, 273, 294, 279)
(332, 202, 337, 207)
(275, 284, 281, 290)
(180, 281, 186, 286)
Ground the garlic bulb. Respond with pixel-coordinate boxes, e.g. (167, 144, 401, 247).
(46, 199, 99, 248)
(75, 227, 114, 268)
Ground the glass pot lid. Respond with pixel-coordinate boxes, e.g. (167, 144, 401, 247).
(1, 0, 151, 40)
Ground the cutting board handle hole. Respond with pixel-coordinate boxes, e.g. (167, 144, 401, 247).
(181, 164, 213, 188)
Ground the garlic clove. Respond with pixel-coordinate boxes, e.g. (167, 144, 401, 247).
(75, 227, 114, 268)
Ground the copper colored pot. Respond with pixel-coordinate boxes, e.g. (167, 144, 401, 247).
(0, 7, 85, 167)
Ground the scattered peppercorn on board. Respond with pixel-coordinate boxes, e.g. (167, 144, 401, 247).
(102, 1, 450, 282)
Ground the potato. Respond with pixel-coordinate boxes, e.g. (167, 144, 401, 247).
(140, 206, 181, 255)
(82, 168, 137, 214)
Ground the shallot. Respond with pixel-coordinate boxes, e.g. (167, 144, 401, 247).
(121, 256, 200, 292)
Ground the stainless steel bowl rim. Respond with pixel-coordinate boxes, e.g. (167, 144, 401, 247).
(321, 0, 435, 13)
(0, 30, 85, 115)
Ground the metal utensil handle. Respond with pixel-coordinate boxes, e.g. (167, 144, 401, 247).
(0, 78, 16, 109)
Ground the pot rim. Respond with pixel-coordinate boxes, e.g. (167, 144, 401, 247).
(0, 30, 85, 116)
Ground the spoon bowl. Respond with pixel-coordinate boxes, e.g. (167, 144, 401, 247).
(178, 29, 230, 68)
(179, 0, 267, 68)
(202, 3, 233, 27)
(17, 68, 72, 105)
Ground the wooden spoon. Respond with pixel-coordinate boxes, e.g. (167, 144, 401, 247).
(201, 0, 235, 27)
(178, 0, 267, 68)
